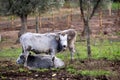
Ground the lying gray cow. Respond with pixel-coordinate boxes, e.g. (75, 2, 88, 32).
(17, 32, 68, 64)
(17, 53, 64, 69)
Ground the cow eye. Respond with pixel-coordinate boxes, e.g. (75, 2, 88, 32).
(20, 55, 25, 59)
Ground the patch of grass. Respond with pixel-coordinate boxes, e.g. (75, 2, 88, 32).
(0, 39, 119, 61)
(18, 67, 32, 74)
(36, 68, 49, 72)
(66, 65, 77, 74)
(112, 2, 120, 10)
(115, 31, 120, 36)
(67, 68, 77, 74)
(0, 38, 119, 78)
(79, 70, 111, 76)
(56, 39, 120, 61)
(1, 76, 7, 80)
(66, 65, 111, 77)
(18, 68, 28, 72)
(0, 48, 21, 60)
(91, 40, 120, 60)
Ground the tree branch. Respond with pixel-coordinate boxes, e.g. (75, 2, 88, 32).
(89, 0, 101, 19)
(79, 0, 86, 23)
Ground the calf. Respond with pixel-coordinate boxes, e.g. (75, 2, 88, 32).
(57, 29, 77, 61)
(17, 53, 65, 69)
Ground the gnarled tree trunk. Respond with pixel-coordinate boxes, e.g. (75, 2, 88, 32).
(84, 20, 91, 57)
(79, 0, 101, 58)
(18, 15, 28, 38)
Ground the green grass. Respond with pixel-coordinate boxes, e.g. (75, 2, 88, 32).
(112, 2, 120, 10)
(0, 39, 119, 77)
(0, 39, 119, 61)
(0, 48, 21, 60)
(18, 68, 28, 73)
(66, 65, 111, 76)
(79, 70, 111, 76)
(57, 39, 120, 61)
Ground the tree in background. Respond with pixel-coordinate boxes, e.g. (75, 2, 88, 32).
(35, 0, 65, 33)
(0, 0, 65, 37)
(79, 0, 101, 57)
(0, 0, 40, 37)
(81, 0, 113, 36)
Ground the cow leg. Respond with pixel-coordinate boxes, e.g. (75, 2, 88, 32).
(24, 51, 30, 67)
(69, 46, 75, 62)
(22, 46, 31, 67)
(50, 49, 56, 67)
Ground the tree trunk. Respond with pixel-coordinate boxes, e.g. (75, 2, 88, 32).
(18, 15, 27, 38)
(79, 0, 101, 58)
(81, 25, 87, 36)
(36, 14, 39, 33)
(99, 10, 103, 34)
(39, 13, 42, 32)
(85, 20, 91, 57)
(82, 22, 92, 37)
(11, 16, 14, 28)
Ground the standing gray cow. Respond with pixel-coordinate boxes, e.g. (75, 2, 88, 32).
(17, 32, 68, 64)
(17, 53, 64, 69)
(57, 29, 77, 61)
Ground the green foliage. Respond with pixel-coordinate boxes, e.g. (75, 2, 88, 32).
(1, 76, 7, 80)
(36, 68, 49, 72)
(91, 40, 120, 60)
(0, 39, 119, 61)
(0, 38, 119, 78)
(56, 39, 120, 61)
(0, 48, 21, 60)
(66, 65, 111, 76)
(0, 0, 38, 16)
(0, 0, 9, 15)
(66, 64, 77, 74)
(18, 68, 27, 72)
(67, 68, 77, 74)
(112, 2, 120, 10)
(79, 70, 111, 76)
(98, 0, 113, 9)
(0, 0, 65, 16)
(115, 31, 120, 36)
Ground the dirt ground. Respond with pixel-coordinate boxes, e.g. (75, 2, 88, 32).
(0, 59, 120, 80)
(0, 10, 120, 80)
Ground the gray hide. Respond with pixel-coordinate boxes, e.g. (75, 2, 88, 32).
(56, 29, 77, 60)
(17, 32, 67, 64)
(17, 54, 64, 70)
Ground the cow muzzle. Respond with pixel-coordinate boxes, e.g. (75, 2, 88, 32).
(62, 45, 67, 51)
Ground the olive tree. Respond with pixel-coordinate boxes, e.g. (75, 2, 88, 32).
(79, 0, 102, 57)
(0, 0, 64, 37)
(35, 0, 65, 33)
(0, 0, 40, 37)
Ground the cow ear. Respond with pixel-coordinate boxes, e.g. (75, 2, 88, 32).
(68, 36, 71, 40)
(55, 33, 60, 41)
(55, 35, 60, 41)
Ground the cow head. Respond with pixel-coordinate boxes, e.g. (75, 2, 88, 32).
(16, 53, 26, 64)
(56, 33, 68, 51)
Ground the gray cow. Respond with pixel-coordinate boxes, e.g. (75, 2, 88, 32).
(17, 29, 77, 65)
(17, 32, 68, 64)
(17, 53, 65, 70)
(56, 29, 77, 61)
